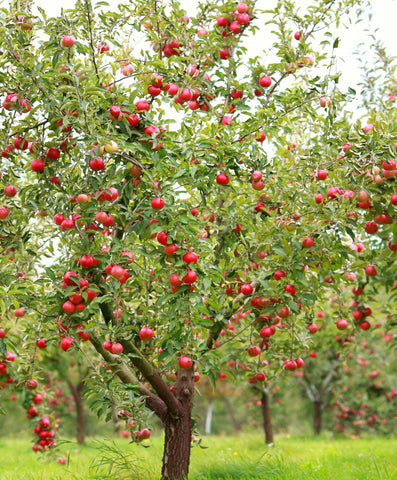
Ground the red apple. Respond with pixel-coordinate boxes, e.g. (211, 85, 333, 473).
(61, 35, 75, 47)
(178, 355, 193, 369)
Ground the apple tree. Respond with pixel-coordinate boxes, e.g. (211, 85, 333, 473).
(3, 0, 396, 478)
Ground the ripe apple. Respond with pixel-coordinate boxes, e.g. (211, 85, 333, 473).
(317, 170, 327, 180)
(274, 270, 286, 280)
(151, 198, 165, 210)
(336, 319, 348, 330)
(61, 35, 75, 47)
(111, 342, 123, 354)
(364, 221, 378, 234)
(365, 265, 377, 276)
(37, 338, 47, 348)
(120, 64, 133, 76)
(46, 147, 60, 160)
(178, 355, 193, 369)
(4, 186, 17, 197)
(182, 252, 198, 264)
(33, 394, 43, 404)
(90, 157, 105, 171)
(31, 159, 45, 172)
(241, 284, 253, 295)
(295, 357, 304, 368)
(139, 428, 151, 440)
(294, 31, 301, 40)
(169, 274, 181, 287)
(80, 255, 94, 268)
(216, 173, 230, 185)
(279, 306, 290, 318)
(247, 346, 261, 357)
(302, 237, 314, 248)
(284, 284, 296, 296)
(26, 379, 38, 390)
(307, 324, 318, 333)
(259, 76, 272, 88)
(14, 307, 25, 317)
(60, 337, 73, 351)
(164, 243, 178, 255)
(139, 327, 154, 341)
(284, 360, 297, 371)
(110, 265, 125, 278)
(0, 206, 10, 219)
(182, 270, 197, 284)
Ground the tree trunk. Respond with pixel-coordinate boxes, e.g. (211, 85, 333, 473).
(313, 400, 322, 435)
(111, 400, 120, 435)
(67, 380, 85, 444)
(205, 400, 214, 435)
(261, 390, 274, 445)
(161, 369, 194, 480)
(222, 396, 247, 433)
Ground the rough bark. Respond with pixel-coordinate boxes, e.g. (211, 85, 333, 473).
(67, 380, 85, 444)
(261, 390, 274, 445)
(313, 400, 323, 435)
(161, 369, 194, 480)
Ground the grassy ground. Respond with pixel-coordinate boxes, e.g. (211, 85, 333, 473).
(0, 434, 396, 480)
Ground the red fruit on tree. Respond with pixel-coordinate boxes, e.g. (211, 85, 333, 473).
(178, 355, 193, 369)
(302, 237, 314, 248)
(182, 270, 197, 284)
(336, 319, 348, 330)
(111, 342, 123, 354)
(4, 186, 17, 197)
(274, 270, 286, 280)
(60, 337, 73, 351)
(139, 327, 154, 341)
(216, 173, 230, 185)
(182, 252, 198, 264)
(247, 346, 261, 357)
(151, 198, 165, 210)
(279, 306, 290, 318)
(36, 338, 47, 348)
(89, 157, 105, 171)
(62, 301, 75, 315)
(365, 265, 377, 276)
(80, 255, 94, 268)
(169, 274, 181, 287)
(139, 428, 151, 440)
(31, 159, 45, 172)
(259, 76, 272, 88)
(307, 324, 318, 333)
(26, 379, 38, 390)
(61, 35, 75, 47)
(0, 206, 10, 219)
(46, 147, 60, 160)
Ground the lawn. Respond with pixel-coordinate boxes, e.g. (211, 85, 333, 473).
(0, 434, 396, 480)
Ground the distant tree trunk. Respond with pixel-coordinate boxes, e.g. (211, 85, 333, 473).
(261, 390, 274, 445)
(313, 400, 323, 435)
(205, 400, 214, 435)
(111, 400, 120, 435)
(221, 397, 248, 433)
(67, 380, 85, 444)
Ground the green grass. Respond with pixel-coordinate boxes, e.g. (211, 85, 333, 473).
(0, 434, 396, 479)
